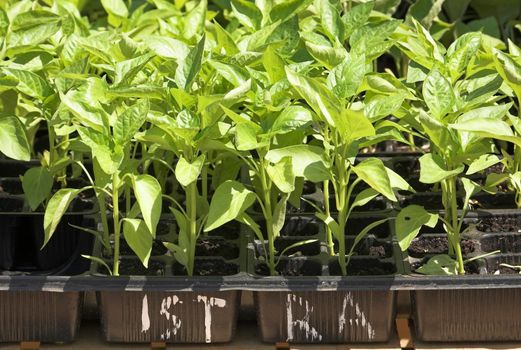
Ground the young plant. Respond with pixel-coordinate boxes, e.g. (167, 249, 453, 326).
(395, 21, 509, 275)
(281, 1, 414, 275)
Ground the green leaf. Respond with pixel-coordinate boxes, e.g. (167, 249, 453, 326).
(3, 68, 53, 100)
(416, 254, 457, 275)
(175, 155, 205, 187)
(163, 242, 188, 268)
(342, 2, 373, 38)
(231, 0, 262, 30)
(176, 34, 205, 90)
(114, 53, 154, 86)
(450, 117, 521, 147)
(43, 188, 81, 248)
(364, 94, 405, 121)
(22, 166, 53, 211)
(101, 0, 128, 17)
(82, 255, 112, 275)
(306, 41, 348, 69)
(407, 0, 446, 28)
(0, 116, 31, 161)
(269, 0, 312, 23)
(272, 195, 288, 236)
(268, 106, 312, 136)
(143, 35, 190, 59)
(419, 153, 464, 184)
(493, 49, 521, 101)
(461, 177, 481, 211)
(446, 32, 481, 81)
(267, 156, 295, 193)
(235, 123, 258, 151)
(338, 109, 375, 142)
(353, 158, 396, 201)
(320, 0, 344, 43)
(285, 67, 342, 127)
(262, 45, 286, 83)
(132, 174, 162, 236)
(183, 0, 207, 40)
(328, 53, 366, 99)
(466, 154, 501, 175)
(123, 218, 152, 267)
(265, 145, 330, 182)
(114, 100, 149, 145)
(204, 180, 256, 231)
(396, 205, 439, 251)
(423, 70, 455, 119)
(351, 188, 379, 210)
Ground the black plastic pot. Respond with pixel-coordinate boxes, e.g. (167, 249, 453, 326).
(0, 291, 83, 342)
(95, 219, 244, 343)
(252, 214, 399, 343)
(0, 196, 96, 272)
(403, 210, 521, 342)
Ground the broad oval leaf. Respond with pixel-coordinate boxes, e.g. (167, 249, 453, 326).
(175, 155, 206, 187)
(204, 180, 255, 232)
(396, 205, 439, 251)
(419, 153, 464, 184)
(0, 116, 31, 161)
(352, 158, 396, 201)
(123, 218, 152, 268)
(22, 166, 53, 211)
(266, 145, 330, 182)
(132, 174, 162, 236)
(423, 70, 455, 119)
(113, 100, 149, 145)
(266, 156, 295, 193)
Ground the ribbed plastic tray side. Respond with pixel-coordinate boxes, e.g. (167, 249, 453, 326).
(98, 291, 240, 343)
(413, 289, 521, 341)
(0, 291, 82, 342)
(255, 290, 395, 343)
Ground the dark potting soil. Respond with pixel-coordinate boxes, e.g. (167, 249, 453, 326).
(407, 237, 476, 258)
(334, 238, 392, 258)
(329, 259, 396, 276)
(173, 259, 238, 276)
(0, 197, 24, 212)
(477, 215, 521, 233)
(195, 238, 239, 259)
(255, 259, 322, 276)
(207, 221, 240, 240)
(99, 259, 166, 276)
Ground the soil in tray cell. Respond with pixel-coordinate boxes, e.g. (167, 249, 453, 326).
(345, 217, 391, 239)
(481, 234, 521, 253)
(334, 238, 393, 258)
(476, 215, 521, 233)
(407, 236, 476, 258)
(99, 259, 167, 276)
(195, 238, 239, 260)
(255, 259, 322, 276)
(257, 216, 319, 238)
(173, 259, 239, 276)
(206, 221, 240, 240)
(329, 258, 396, 276)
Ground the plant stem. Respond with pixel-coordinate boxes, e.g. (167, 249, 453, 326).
(445, 176, 464, 275)
(112, 174, 121, 276)
(259, 160, 276, 275)
(323, 180, 335, 256)
(186, 180, 198, 276)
